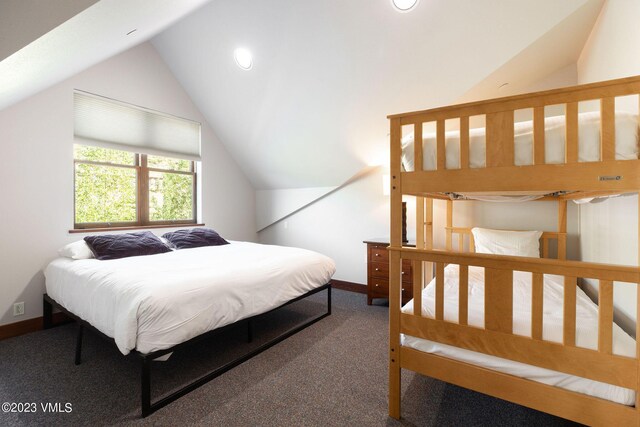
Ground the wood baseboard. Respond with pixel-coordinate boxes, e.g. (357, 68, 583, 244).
(0, 313, 71, 341)
(331, 279, 367, 294)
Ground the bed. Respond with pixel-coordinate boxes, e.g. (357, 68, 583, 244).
(44, 239, 335, 416)
(387, 75, 640, 426)
(401, 110, 639, 171)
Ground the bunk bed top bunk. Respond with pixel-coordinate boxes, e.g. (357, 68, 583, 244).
(389, 75, 640, 199)
(386, 75, 640, 426)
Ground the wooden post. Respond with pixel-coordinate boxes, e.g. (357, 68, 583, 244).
(425, 197, 434, 284)
(565, 102, 578, 164)
(601, 97, 615, 161)
(558, 200, 567, 260)
(414, 193, 424, 316)
(533, 106, 545, 165)
(460, 116, 469, 169)
(531, 273, 543, 340)
(563, 276, 577, 346)
(389, 118, 402, 419)
(484, 268, 513, 333)
(436, 119, 445, 170)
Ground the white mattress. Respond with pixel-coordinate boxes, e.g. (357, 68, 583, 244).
(401, 111, 639, 171)
(44, 241, 336, 355)
(401, 264, 637, 405)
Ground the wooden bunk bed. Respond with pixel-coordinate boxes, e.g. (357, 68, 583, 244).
(387, 75, 640, 426)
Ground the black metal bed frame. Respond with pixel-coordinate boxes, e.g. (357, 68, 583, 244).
(43, 283, 331, 417)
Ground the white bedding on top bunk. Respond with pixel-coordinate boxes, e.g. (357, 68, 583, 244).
(401, 111, 639, 171)
(44, 241, 335, 355)
(401, 264, 637, 405)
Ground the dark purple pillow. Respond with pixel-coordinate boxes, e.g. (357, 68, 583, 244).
(84, 231, 171, 260)
(162, 228, 229, 249)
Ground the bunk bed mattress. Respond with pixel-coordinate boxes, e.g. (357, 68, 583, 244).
(401, 111, 639, 171)
(401, 264, 637, 405)
(44, 241, 336, 355)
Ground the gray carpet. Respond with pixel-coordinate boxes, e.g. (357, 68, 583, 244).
(0, 289, 579, 426)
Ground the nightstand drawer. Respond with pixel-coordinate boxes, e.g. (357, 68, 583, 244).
(369, 278, 389, 296)
(369, 246, 388, 262)
(369, 261, 412, 283)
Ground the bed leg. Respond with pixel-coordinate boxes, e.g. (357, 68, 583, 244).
(74, 323, 84, 365)
(327, 285, 332, 315)
(389, 359, 401, 419)
(247, 319, 254, 343)
(141, 357, 151, 418)
(43, 296, 53, 329)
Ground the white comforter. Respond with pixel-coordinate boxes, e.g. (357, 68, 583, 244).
(401, 264, 637, 405)
(45, 241, 335, 355)
(401, 111, 639, 171)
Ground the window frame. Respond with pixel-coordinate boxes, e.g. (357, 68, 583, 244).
(73, 151, 198, 230)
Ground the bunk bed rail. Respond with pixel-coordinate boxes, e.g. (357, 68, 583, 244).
(389, 75, 640, 195)
(391, 247, 640, 425)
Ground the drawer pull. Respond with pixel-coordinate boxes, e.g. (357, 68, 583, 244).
(401, 271, 405, 275)
(375, 268, 380, 272)
(375, 284, 380, 288)
(375, 253, 380, 257)
(402, 288, 405, 292)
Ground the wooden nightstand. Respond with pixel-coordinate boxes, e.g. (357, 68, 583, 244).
(363, 238, 415, 305)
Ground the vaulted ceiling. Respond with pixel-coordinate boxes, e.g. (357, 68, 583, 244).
(1, 0, 604, 193)
(0, 0, 211, 111)
(152, 0, 604, 190)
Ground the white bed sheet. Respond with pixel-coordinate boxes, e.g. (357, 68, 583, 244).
(401, 111, 639, 171)
(45, 241, 335, 355)
(401, 264, 637, 405)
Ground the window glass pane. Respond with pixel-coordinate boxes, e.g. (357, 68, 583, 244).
(149, 171, 194, 221)
(75, 164, 137, 223)
(74, 145, 135, 165)
(147, 154, 191, 172)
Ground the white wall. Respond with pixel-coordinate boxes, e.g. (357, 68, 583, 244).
(258, 168, 389, 283)
(256, 186, 336, 231)
(576, 0, 640, 332)
(0, 42, 256, 326)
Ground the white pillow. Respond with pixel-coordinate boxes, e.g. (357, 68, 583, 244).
(471, 227, 543, 258)
(58, 240, 94, 260)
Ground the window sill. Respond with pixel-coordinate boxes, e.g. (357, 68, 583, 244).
(69, 223, 205, 234)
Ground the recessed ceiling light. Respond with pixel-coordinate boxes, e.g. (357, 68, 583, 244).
(392, 0, 419, 12)
(234, 48, 253, 70)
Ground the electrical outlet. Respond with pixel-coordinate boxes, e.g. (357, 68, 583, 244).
(13, 302, 24, 316)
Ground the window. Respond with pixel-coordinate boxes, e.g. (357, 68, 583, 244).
(74, 145, 197, 229)
(72, 90, 201, 230)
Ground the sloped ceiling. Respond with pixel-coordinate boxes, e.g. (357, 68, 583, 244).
(458, 0, 603, 103)
(152, 0, 603, 191)
(0, 0, 212, 111)
(0, 0, 98, 61)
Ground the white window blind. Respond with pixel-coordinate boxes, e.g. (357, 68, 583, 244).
(74, 90, 201, 160)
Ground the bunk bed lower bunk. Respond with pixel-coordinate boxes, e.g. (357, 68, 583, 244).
(387, 76, 640, 426)
(401, 262, 636, 406)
